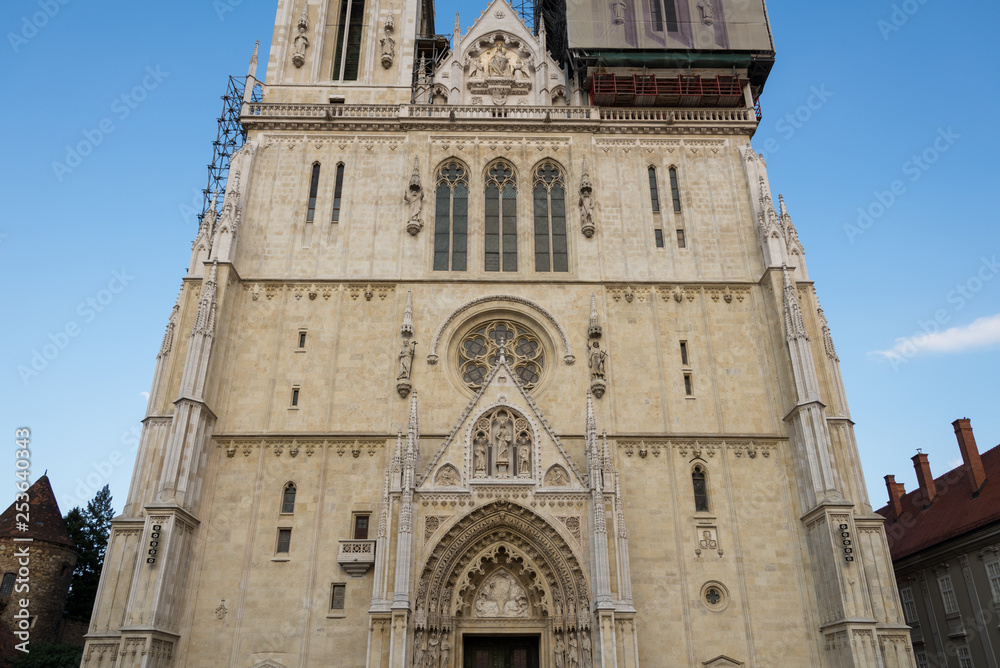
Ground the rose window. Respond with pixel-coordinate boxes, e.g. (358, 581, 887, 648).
(459, 320, 544, 391)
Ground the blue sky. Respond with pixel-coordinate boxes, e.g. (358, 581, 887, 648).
(1, 0, 997, 516)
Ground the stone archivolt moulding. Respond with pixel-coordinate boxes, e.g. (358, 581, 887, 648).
(217, 438, 385, 458)
(426, 294, 575, 365)
(617, 439, 779, 460)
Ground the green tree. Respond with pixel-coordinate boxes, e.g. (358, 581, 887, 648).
(9, 642, 82, 668)
(63, 486, 113, 621)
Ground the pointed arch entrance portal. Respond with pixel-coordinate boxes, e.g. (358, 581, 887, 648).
(412, 500, 593, 668)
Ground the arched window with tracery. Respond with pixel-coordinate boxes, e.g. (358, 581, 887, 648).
(434, 161, 469, 271)
(485, 161, 518, 272)
(281, 482, 297, 514)
(532, 162, 568, 272)
(692, 465, 709, 512)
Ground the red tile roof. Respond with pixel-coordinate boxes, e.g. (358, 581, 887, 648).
(877, 443, 1000, 561)
(0, 475, 76, 550)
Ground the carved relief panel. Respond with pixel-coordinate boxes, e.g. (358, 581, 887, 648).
(472, 406, 533, 480)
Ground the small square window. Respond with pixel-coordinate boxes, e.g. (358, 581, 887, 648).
(276, 528, 292, 554)
(353, 514, 370, 540)
(331, 583, 346, 610)
(298, 331, 307, 348)
(654, 229, 664, 248)
(676, 229, 686, 249)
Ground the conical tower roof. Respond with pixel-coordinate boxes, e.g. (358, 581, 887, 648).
(0, 475, 76, 550)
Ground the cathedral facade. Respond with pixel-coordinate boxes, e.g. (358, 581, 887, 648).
(83, 1, 915, 666)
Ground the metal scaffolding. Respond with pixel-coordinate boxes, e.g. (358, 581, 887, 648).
(199, 75, 262, 221)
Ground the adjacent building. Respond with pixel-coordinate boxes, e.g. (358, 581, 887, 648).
(878, 419, 1000, 668)
(0, 475, 78, 647)
(82, 0, 915, 666)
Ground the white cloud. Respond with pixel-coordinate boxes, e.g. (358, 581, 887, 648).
(141, 391, 150, 400)
(872, 313, 1000, 364)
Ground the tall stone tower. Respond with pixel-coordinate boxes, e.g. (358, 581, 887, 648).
(83, 1, 915, 666)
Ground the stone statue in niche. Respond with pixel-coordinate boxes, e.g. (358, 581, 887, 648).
(292, 6, 309, 68)
(413, 631, 424, 668)
(405, 157, 423, 235)
(567, 632, 580, 668)
(468, 54, 484, 78)
(546, 466, 569, 486)
(611, 0, 626, 25)
(380, 28, 395, 69)
(440, 633, 451, 667)
(554, 634, 565, 668)
(489, 43, 511, 76)
(474, 434, 488, 477)
(698, 0, 715, 25)
(427, 633, 439, 667)
(474, 571, 529, 618)
(397, 339, 415, 380)
(589, 340, 608, 398)
(517, 435, 531, 477)
(436, 465, 460, 486)
(396, 339, 416, 398)
(581, 632, 593, 668)
(495, 421, 512, 465)
(579, 168, 595, 239)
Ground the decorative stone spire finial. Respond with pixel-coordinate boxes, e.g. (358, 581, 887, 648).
(158, 303, 180, 359)
(588, 294, 602, 338)
(193, 261, 219, 338)
(778, 194, 788, 217)
(782, 266, 808, 342)
(454, 11, 461, 38)
(615, 471, 627, 538)
(400, 290, 414, 338)
(248, 40, 259, 76)
(817, 308, 839, 361)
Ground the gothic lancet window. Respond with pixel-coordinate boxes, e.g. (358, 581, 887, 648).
(692, 465, 709, 512)
(433, 162, 468, 271)
(306, 163, 321, 222)
(281, 482, 296, 514)
(331, 163, 345, 223)
(485, 161, 518, 272)
(669, 167, 682, 212)
(648, 166, 661, 213)
(650, 0, 679, 32)
(332, 0, 366, 81)
(532, 162, 568, 272)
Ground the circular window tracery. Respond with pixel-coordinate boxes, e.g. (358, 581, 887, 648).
(459, 320, 544, 391)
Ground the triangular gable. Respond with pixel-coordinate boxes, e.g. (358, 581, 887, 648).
(703, 656, 744, 667)
(0, 475, 76, 549)
(419, 356, 584, 489)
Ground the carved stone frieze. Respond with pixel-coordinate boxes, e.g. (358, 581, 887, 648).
(616, 439, 779, 460)
(217, 438, 383, 458)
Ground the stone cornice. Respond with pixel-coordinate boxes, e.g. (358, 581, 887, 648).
(243, 103, 758, 136)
